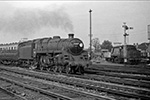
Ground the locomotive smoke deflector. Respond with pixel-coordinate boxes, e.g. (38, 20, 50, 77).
(68, 33, 74, 38)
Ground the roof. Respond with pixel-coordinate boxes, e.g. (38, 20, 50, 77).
(0, 42, 18, 46)
(113, 44, 134, 48)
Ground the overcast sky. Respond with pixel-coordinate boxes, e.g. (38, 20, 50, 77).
(0, 1, 150, 48)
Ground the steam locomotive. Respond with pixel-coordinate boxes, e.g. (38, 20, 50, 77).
(0, 34, 90, 74)
(110, 45, 141, 64)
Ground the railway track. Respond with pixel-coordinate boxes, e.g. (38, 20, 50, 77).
(0, 65, 150, 100)
(70, 73, 150, 90)
(85, 68, 150, 89)
(86, 68, 150, 81)
(0, 77, 73, 100)
(85, 64, 150, 88)
(29, 65, 150, 89)
(91, 64, 150, 75)
(0, 86, 26, 100)
(17, 66, 150, 90)
(0, 66, 114, 100)
(86, 69, 150, 81)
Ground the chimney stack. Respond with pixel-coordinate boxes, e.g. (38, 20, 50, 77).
(68, 33, 74, 38)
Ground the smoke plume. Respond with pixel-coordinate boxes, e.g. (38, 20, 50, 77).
(0, 6, 74, 36)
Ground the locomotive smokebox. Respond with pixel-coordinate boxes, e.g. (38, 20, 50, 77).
(68, 33, 74, 38)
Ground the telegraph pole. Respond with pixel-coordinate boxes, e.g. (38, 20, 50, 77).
(148, 25, 150, 57)
(122, 22, 133, 63)
(89, 9, 92, 60)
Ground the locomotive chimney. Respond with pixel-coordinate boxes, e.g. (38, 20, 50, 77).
(68, 33, 74, 38)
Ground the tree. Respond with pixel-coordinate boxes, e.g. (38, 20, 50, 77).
(92, 38, 101, 52)
(101, 40, 113, 51)
(138, 42, 149, 51)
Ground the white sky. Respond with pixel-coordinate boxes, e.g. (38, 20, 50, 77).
(0, 1, 150, 48)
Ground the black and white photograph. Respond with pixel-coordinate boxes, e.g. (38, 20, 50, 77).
(0, 1, 150, 100)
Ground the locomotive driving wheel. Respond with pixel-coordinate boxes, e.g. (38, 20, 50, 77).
(78, 65, 84, 74)
(29, 64, 37, 70)
(114, 57, 121, 63)
(65, 65, 71, 74)
(52, 66, 58, 73)
(40, 65, 44, 71)
(46, 67, 51, 72)
(58, 66, 63, 73)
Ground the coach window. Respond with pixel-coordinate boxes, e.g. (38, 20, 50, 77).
(11, 47, 13, 50)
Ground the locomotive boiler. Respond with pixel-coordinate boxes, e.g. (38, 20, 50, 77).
(0, 34, 90, 74)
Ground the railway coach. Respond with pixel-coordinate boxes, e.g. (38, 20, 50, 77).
(0, 42, 18, 65)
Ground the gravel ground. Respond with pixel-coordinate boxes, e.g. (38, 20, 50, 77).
(0, 80, 54, 100)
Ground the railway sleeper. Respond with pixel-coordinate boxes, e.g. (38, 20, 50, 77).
(0, 76, 74, 100)
(1, 66, 150, 100)
(88, 70, 150, 89)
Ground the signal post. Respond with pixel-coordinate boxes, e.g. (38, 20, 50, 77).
(89, 9, 92, 60)
(122, 22, 133, 63)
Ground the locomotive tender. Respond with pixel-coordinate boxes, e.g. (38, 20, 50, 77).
(0, 34, 90, 74)
(110, 45, 141, 64)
